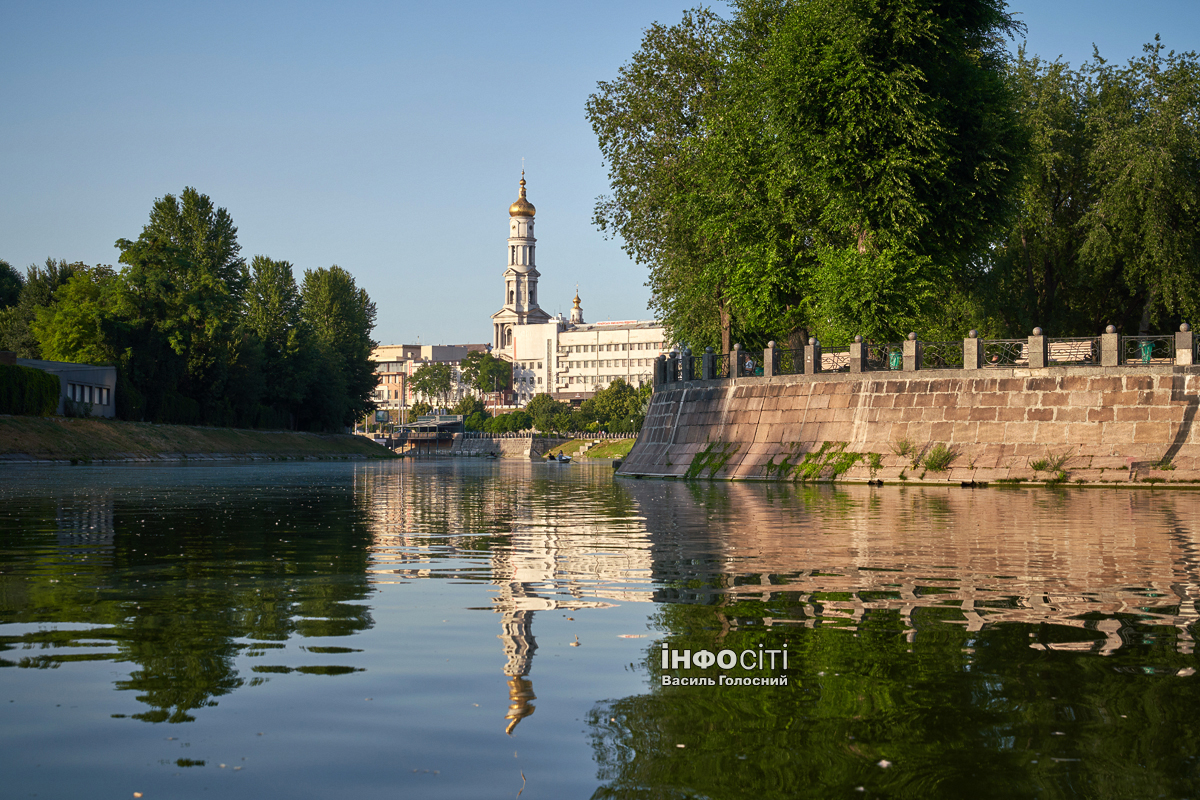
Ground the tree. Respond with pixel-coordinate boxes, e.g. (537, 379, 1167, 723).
(459, 350, 512, 395)
(246, 256, 311, 423)
(299, 266, 378, 430)
(526, 393, 567, 432)
(31, 267, 121, 365)
(0, 258, 85, 358)
(589, 0, 1026, 348)
(409, 362, 453, 407)
(985, 41, 1200, 335)
(117, 188, 248, 420)
(0, 259, 22, 308)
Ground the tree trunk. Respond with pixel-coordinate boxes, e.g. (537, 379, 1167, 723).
(718, 286, 731, 354)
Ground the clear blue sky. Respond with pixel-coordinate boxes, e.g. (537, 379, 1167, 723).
(2, 1, 1197, 346)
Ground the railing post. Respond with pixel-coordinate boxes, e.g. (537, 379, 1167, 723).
(849, 335, 865, 373)
(804, 338, 822, 374)
(764, 341, 776, 378)
(963, 330, 982, 369)
(680, 346, 693, 381)
(903, 333, 921, 371)
(667, 350, 679, 383)
(731, 343, 742, 378)
(1177, 323, 1194, 366)
(653, 354, 666, 388)
(1101, 325, 1120, 367)
(702, 347, 715, 380)
(1028, 327, 1048, 369)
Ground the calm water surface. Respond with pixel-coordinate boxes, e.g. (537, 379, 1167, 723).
(2, 461, 1199, 798)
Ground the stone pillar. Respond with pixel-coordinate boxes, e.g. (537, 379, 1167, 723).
(680, 347, 693, 382)
(702, 347, 715, 380)
(963, 330, 982, 369)
(1177, 323, 1194, 366)
(903, 333, 920, 371)
(731, 343, 742, 378)
(849, 336, 865, 373)
(804, 338, 822, 374)
(666, 351, 679, 383)
(653, 354, 666, 388)
(1028, 327, 1048, 369)
(1101, 325, 1120, 367)
(764, 341, 777, 378)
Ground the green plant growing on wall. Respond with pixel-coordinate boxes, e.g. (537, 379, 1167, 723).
(1030, 449, 1072, 474)
(685, 441, 737, 479)
(891, 437, 918, 457)
(921, 444, 958, 472)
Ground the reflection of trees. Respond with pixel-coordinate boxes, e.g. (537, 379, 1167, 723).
(588, 482, 1200, 799)
(0, 481, 374, 724)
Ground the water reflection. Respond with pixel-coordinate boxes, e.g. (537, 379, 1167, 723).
(590, 481, 1200, 799)
(2, 464, 1200, 798)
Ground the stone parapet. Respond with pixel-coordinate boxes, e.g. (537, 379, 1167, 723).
(619, 366, 1200, 485)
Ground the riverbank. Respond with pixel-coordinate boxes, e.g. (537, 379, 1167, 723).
(0, 415, 397, 463)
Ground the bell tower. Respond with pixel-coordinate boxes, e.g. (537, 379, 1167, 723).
(492, 171, 550, 351)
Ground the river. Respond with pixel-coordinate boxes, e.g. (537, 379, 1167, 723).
(1, 461, 1198, 798)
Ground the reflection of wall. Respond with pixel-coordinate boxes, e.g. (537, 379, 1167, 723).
(626, 480, 1200, 655)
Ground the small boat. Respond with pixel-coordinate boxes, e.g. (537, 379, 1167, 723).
(553, 453, 572, 463)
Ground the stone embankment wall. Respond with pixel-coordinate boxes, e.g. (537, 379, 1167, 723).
(618, 367, 1200, 485)
(449, 435, 566, 459)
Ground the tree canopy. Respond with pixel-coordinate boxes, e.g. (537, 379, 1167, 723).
(22, 188, 378, 431)
(589, 0, 1027, 348)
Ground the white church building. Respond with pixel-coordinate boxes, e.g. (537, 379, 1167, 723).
(490, 174, 670, 405)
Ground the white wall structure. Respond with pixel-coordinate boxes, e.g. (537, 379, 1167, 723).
(485, 172, 672, 406)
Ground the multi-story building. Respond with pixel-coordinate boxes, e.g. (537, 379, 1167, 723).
(490, 174, 671, 405)
(370, 343, 489, 422)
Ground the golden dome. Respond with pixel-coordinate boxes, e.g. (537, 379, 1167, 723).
(509, 172, 536, 217)
(572, 292, 581, 308)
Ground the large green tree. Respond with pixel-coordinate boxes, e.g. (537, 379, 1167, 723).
(589, 0, 1026, 349)
(986, 40, 1200, 335)
(0, 258, 85, 358)
(408, 362, 453, 407)
(299, 266, 378, 430)
(246, 256, 312, 425)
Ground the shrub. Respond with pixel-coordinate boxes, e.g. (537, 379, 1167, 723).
(921, 443, 958, 472)
(0, 363, 60, 416)
(890, 437, 917, 457)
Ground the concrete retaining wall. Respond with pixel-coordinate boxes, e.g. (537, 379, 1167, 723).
(449, 435, 566, 459)
(618, 366, 1200, 485)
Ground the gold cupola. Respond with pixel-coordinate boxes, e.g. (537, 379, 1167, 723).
(509, 171, 536, 218)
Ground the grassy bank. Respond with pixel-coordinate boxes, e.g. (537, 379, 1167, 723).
(0, 416, 397, 462)
(546, 438, 636, 460)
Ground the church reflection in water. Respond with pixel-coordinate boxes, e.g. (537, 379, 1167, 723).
(359, 462, 1200, 735)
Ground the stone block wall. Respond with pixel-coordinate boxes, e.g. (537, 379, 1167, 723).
(618, 367, 1200, 485)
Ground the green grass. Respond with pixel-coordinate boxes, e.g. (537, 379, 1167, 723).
(0, 416, 397, 461)
(584, 439, 636, 459)
(921, 443, 958, 472)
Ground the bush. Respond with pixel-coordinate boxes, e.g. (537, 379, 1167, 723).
(921, 443, 958, 472)
(0, 363, 60, 416)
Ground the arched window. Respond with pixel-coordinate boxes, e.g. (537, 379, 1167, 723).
(508, 290, 514, 304)
(529, 287, 535, 303)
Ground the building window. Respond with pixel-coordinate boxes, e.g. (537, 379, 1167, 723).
(537, 377, 542, 384)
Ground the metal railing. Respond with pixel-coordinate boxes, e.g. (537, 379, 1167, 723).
(920, 341, 964, 370)
(982, 339, 1026, 367)
(689, 355, 703, 379)
(713, 353, 730, 380)
(822, 347, 851, 372)
(1048, 336, 1099, 365)
(777, 348, 803, 375)
(670, 358, 683, 382)
(1122, 335, 1174, 365)
(866, 343, 904, 371)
